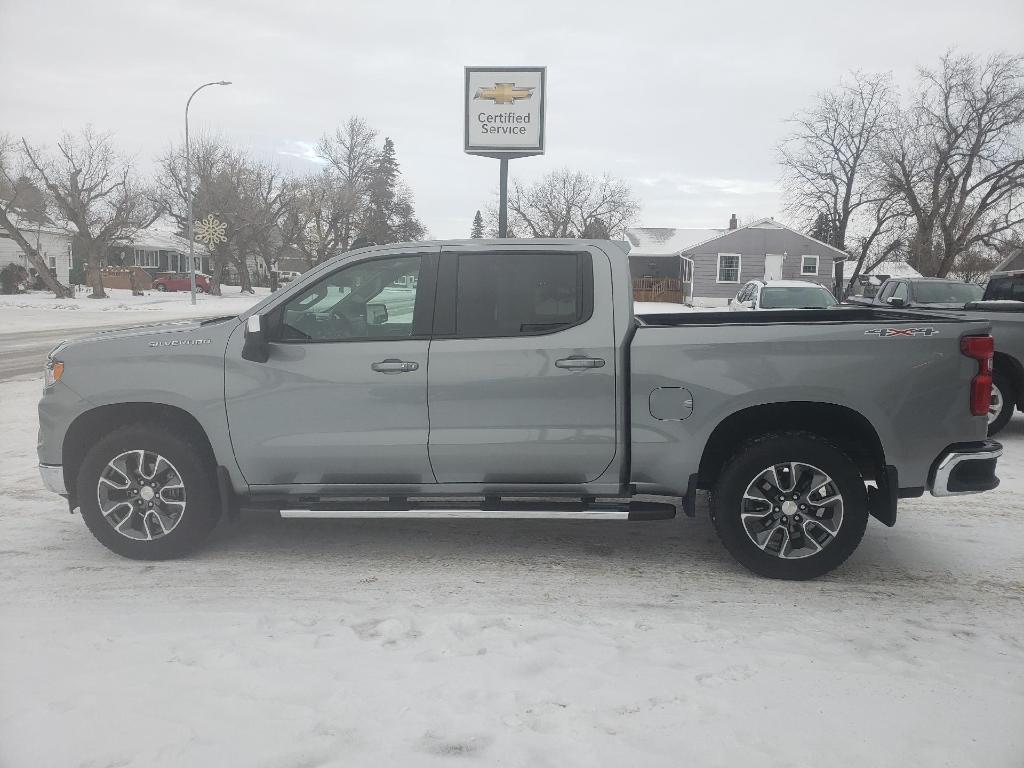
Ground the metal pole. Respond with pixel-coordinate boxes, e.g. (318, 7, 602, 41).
(184, 81, 231, 305)
(498, 157, 509, 238)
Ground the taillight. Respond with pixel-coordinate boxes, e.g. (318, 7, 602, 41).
(961, 335, 994, 417)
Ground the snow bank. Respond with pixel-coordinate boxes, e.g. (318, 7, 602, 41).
(0, 287, 269, 332)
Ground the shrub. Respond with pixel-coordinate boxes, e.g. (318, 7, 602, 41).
(0, 263, 29, 294)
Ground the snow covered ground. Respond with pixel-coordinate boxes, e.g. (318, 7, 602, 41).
(1, 330, 1023, 765)
(0, 286, 270, 333)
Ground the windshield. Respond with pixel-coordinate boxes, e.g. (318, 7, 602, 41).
(913, 281, 983, 304)
(759, 286, 837, 309)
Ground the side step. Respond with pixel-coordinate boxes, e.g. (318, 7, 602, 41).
(277, 499, 676, 521)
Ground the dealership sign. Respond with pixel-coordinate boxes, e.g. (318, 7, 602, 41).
(464, 66, 546, 157)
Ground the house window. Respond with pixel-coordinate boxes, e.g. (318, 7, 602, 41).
(717, 253, 741, 283)
(801, 255, 819, 276)
(134, 249, 158, 268)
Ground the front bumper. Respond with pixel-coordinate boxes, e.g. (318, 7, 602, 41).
(929, 440, 1002, 497)
(39, 464, 67, 496)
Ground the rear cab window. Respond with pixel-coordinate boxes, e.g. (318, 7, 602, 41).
(435, 251, 594, 338)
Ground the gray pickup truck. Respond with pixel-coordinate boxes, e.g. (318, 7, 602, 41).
(37, 239, 1003, 579)
(859, 275, 1024, 434)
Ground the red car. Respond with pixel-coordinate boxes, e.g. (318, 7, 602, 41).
(152, 272, 211, 292)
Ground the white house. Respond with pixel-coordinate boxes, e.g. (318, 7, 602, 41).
(0, 207, 73, 285)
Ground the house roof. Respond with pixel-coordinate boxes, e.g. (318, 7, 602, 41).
(0, 200, 74, 238)
(625, 227, 725, 256)
(126, 219, 189, 251)
(625, 218, 851, 261)
(866, 260, 922, 278)
(992, 248, 1024, 273)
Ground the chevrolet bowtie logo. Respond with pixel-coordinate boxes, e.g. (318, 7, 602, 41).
(474, 82, 534, 105)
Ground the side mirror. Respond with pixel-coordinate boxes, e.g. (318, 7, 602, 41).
(242, 314, 269, 363)
(366, 303, 389, 325)
(888, 296, 906, 308)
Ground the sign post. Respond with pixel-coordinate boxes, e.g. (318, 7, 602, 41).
(464, 66, 546, 237)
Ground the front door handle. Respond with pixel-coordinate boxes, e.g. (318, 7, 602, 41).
(371, 359, 419, 374)
(555, 356, 606, 370)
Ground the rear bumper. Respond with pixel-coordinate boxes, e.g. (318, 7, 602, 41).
(929, 440, 1002, 497)
(39, 464, 67, 496)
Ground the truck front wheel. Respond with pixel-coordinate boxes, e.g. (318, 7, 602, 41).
(710, 432, 868, 580)
(76, 425, 221, 559)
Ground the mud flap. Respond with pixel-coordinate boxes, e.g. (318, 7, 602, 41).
(868, 465, 898, 527)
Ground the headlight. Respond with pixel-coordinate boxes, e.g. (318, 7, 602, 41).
(44, 359, 65, 388)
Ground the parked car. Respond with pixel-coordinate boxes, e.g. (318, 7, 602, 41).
(730, 280, 838, 310)
(152, 272, 211, 292)
(274, 270, 302, 285)
(863, 277, 983, 310)
(38, 239, 1001, 580)
(860, 275, 1021, 435)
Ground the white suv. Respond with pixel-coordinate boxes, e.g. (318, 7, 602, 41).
(730, 279, 838, 310)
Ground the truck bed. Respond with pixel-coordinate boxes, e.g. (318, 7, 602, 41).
(635, 307, 973, 326)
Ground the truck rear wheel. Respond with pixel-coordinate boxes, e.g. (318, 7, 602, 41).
(988, 372, 1014, 436)
(710, 432, 868, 580)
(76, 425, 221, 560)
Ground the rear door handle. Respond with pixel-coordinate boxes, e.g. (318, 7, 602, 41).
(371, 359, 419, 374)
(555, 356, 606, 369)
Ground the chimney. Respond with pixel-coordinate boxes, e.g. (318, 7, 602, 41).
(728, 213, 738, 230)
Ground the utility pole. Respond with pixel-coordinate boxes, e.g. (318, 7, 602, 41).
(185, 80, 231, 304)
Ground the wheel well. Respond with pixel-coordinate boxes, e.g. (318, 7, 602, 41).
(62, 403, 216, 496)
(697, 402, 886, 487)
(993, 352, 1023, 409)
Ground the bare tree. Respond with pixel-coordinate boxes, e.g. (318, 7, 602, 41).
(20, 127, 159, 298)
(489, 168, 639, 238)
(156, 135, 292, 294)
(315, 117, 379, 248)
(882, 51, 1024, 277)
(284, 169, 360, 267)
(778, 72, 908, 295)
(0, 135, 73, 297)
(780, 72, 897, 249)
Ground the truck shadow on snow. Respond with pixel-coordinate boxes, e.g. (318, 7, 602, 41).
(194, 495, 940, 585)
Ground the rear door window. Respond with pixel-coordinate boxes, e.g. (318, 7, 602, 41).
(448, 251, 593, 338)
(984, 277, 1024, 301)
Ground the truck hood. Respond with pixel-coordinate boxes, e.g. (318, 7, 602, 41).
(56, 316, 238, 350)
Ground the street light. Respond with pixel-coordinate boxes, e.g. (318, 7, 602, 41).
(185, 80, 231, 305)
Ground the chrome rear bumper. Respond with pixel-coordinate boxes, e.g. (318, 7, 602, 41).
(930, 441, 1002, 497)
(39, 464, 67, 496)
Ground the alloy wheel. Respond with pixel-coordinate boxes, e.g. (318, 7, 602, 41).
(740, 461, 844, 559)
(96, 450, 187, 541)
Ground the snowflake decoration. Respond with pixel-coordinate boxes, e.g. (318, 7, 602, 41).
(193, 214, 227, 246)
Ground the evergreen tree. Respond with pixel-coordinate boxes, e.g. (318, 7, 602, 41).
(362, 137, 399, 245)
(808, 212, 838, 248)
(359, 137, 425, 245)
(471, 210, 484, 238)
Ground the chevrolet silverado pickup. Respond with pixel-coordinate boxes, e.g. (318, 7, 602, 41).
(856, 275, 1024, 435)
(38, 239, 1003, 579)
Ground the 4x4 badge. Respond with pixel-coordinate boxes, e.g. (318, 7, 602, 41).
(864, 327, 939, 337)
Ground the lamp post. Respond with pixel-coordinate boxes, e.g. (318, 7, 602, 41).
(185, 80, 231, 305)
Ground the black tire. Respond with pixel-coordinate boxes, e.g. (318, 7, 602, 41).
(76, 424, 221, 559)
(988, 372, 1014, 437)
(155, 284, 166, 291)
(710, 432, 869, 580)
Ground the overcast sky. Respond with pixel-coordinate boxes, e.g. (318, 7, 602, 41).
(2, 0, 1022, 238)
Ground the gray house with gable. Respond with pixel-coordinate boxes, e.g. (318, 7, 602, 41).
(626, 215, 848, 306)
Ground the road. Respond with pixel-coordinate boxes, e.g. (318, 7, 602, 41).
(0, 327, 100, 382)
